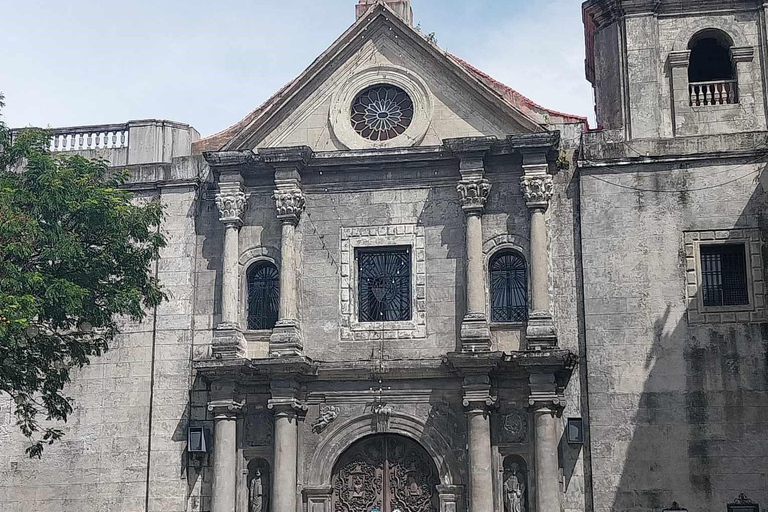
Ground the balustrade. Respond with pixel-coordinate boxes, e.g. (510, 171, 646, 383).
(47, 124, 129, 152)
(689, 80, 738, 106)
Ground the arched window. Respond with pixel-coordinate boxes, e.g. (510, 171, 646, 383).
(247, 262, 279, 330)
(688, 29, 737, 105)
(490, 250, 528, 323)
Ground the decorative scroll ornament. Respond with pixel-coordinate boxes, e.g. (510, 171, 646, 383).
(207, 399, 245, 418)
(501, 410, 529, 443)
(272, 189, 306, 223)
(457, 179, 492, 214)
(520, 175, 553, 208)
(215, 190, 246, 225)
(312, 405, 340, 433)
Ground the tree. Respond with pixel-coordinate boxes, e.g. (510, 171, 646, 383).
(0, 94, 167, 457)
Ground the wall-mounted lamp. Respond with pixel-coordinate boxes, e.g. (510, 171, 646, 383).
(188, 426, 209, 453)
(663, 502, 688, 512)
(566, 418, 584, 444)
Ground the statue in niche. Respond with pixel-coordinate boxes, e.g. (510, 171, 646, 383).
(503, 462, 526, 512)
(249, 463, 270, 512)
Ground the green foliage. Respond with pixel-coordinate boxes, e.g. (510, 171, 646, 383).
(0, 95, 166, 457)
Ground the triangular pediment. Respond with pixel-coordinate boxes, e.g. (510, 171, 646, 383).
(200, 4, 553, 154)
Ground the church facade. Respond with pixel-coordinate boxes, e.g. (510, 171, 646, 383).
(1, 1, 767, 512)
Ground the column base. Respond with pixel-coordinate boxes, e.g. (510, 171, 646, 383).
(460, 314, 491, 352)
(525, 311, 557, 350)
(212, 324, 246, 359)
(270, 320, 304, 357)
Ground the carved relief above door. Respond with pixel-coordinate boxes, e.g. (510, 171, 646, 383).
(332, 435, 439, 512)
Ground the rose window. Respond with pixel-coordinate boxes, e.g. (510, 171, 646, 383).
(351, 85, 414, 141)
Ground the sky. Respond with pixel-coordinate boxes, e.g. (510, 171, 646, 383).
(1, 0, 595, 136)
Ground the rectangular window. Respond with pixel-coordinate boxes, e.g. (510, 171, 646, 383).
(700, 244, 749, 307)
(357, 246, 411, 322)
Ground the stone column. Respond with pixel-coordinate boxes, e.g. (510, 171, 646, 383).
(268, 382, 307, 512)
(446, 136, 496, 352)
(520, 163, 556, 349)
(261, 147, 312, 358)
(462, 375, 496, 512)
(528, 373, 564, 512)
(208, 398, 244, 512)
(213, 176, 247, 358)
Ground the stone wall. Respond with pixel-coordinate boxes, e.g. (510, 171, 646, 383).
(579, 152, 768, 511)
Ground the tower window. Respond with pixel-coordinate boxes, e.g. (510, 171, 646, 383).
(700, 244, 749, 307)
(247, 262, 280, 330)
(688, 29, 737, 105)
(490, 250, 528, 323)
(357, 247, 411, 322)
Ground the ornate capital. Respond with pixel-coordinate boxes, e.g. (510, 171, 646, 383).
(267, 397, 308, 416)
(273, 188, 306, 224)
(457, 179, 491, 214)
(207, 399, 245, 419)
(527, 372, 565, 415)
(215, 188, 246, 226)
(462, 374, 497, 413)
(520, 175, 553, 209)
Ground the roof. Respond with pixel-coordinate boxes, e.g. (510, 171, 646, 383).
(193, 4, 586, 155)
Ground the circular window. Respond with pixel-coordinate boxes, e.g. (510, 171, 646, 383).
(350, 85, 414, 142)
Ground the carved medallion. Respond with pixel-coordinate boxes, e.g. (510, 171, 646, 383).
(500, 410, 529, 444)
(244, 409, 274, 447)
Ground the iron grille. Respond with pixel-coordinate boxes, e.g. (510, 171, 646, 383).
(358, 247, 411, 322)
(490, 251, 528, 322)
(247, 262, 280, 330)
(701, 244, 749, 307)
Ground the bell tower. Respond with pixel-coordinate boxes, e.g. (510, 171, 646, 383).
(582, 0, 767, 139)
(356, 0, 413, 26)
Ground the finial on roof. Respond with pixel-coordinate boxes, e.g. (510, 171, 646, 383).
(356, 0, 413, 26)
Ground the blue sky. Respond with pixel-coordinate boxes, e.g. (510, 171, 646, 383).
(1, 0, 594, 136)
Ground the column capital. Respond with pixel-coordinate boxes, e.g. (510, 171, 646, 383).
(215, 183, 246, 227)
(462, 375, 498, 412)
(267, 397, 308, 416)
(457, 178, 492, 215)
(273, 182, 305, 225)
(207, 399, 245, 420)
(527, 372, 565, 415)
(520, 174, 553, 210)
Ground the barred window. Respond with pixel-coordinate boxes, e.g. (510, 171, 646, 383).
(357, 247, 411, 322)
(247, 262, 280, 330)
(701, 244, 749, 307)
(490, 251, 528, 322)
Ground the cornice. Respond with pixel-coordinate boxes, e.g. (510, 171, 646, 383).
(583, 0, 760, 29)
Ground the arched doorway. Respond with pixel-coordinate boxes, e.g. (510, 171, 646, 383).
(331, 434, 439, 512)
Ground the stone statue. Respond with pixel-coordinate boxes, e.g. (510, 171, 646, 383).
(249, 469, 269, 512)
(503, 463, 526, 512)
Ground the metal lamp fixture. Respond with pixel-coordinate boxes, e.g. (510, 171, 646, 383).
(187, 427, 209, 453)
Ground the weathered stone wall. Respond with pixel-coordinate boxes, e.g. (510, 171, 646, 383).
(579, 153, 768, 512)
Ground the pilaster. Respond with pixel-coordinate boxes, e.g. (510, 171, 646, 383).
(521, 156, 557, 350)
(261, 146, 313, 358)
(445, 136, 497, 352)
(213, 172, 247, 359)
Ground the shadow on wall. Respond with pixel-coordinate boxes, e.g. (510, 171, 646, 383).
(608, 169, 768, 511)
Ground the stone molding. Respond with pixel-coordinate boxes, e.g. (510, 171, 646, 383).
(527, 373, 564, 414)
(339, 224, 427, 341)
(457, 179, 492, 214)
(273, 186, 305, 224)
(684, 228, 765, 324)
(520, 175, 553, 209)
(215, 185, 246, 226)
(462, 375, 497, 413)
(329, 64, 434, 150)
(207, 399, 245, 419)
(731, 46, 755, 63)
(668, 50, 691, 68)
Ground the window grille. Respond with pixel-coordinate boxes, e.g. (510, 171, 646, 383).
(701, 244, 749, 307)
(358, 247, 411, 322)
(247, 262, 280, 330)
(490, 251, 528, 322)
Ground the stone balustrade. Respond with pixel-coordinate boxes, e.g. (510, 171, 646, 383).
(48, 124, 129, 152)
(689, 79, 738, 106)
